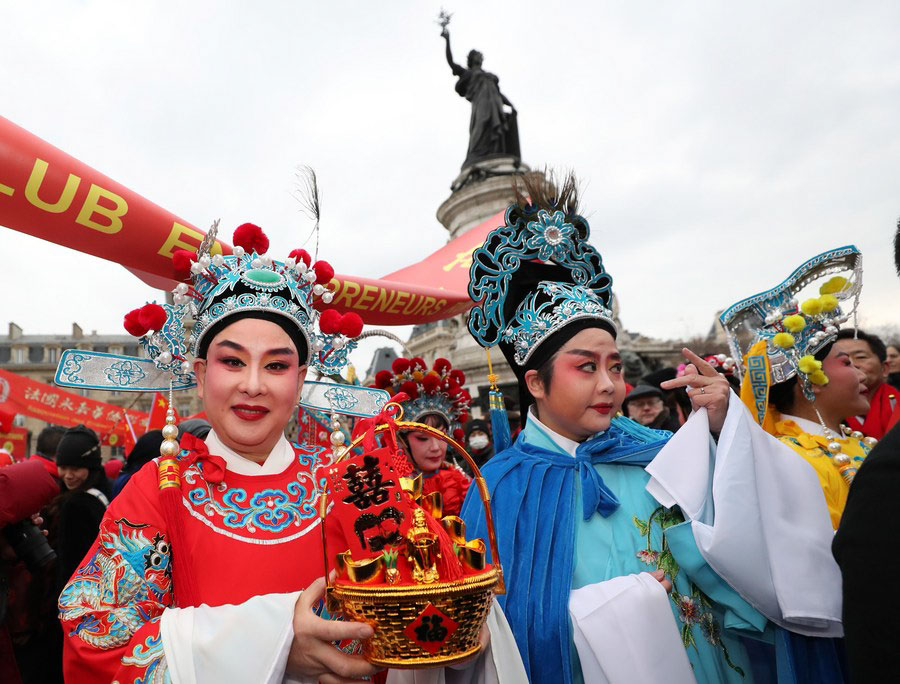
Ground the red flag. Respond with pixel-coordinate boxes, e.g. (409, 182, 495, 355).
(147, 393, 178, 431)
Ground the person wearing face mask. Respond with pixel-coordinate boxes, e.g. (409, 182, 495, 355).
(54, 222, 381, 684)
(464, 419, 494, 469)
(372, 357, 472, 517)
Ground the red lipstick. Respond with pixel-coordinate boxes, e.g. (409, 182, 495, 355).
(232, 404, 269, 421)
(591, 403, 613, 415)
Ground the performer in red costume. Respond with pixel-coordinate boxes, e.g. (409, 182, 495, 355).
(55, 220, 382, 683)
(372, 357, 471, 516)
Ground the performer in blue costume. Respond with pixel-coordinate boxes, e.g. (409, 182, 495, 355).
(460, 173, 844, 684)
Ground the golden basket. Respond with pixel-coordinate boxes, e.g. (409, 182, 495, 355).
(319, 407, 505, 668)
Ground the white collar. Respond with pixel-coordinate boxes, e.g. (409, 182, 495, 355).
(780, 413, 828, 438)
(203, 430, 294, 476)
(527, 406, 581, 458)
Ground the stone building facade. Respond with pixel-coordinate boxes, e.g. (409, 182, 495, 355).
(0, 321, 202, 457)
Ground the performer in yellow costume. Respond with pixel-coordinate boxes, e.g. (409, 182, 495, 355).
(720, 246, 877, 529)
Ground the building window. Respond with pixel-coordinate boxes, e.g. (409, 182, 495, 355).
(48, 347, 60, 364)
(93, 345, 108, 353)
(12, 347, 25, 364)
(29, 346, 43, 363)
(0, 347, 9, 363)
(109, 345, 123, 356)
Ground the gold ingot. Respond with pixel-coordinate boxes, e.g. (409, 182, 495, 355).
(441, 516, 466, 545)
(400, 473, 423, 499)
(335, 550, 351, 578)
(344, 554, 386, 585)
(407, 534, 439, 584)
(456, 539, 487, 572)
(420, 491, 443, 520)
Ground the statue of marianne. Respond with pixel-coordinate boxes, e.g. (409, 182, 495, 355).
(441, 25, 520, 169)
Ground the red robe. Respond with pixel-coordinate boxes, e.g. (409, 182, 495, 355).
(846, 382, 900, 440)
(58, 434, 331, 683)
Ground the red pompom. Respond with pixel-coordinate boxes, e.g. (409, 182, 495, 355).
(339, 312, 363, 338)
(433, 358, 451, 375)
(450, 369, 466, 386)
(392, 358, 411, 374)
(375, 370, 393, 389)
(172, 249, 195, 280)
(422, 374, 441, 393)
(399, 381, 419, 400)
(319, 309, 342, 335)
(233, 223, 269, 255)
(409, 357, 426, 372)
(455, 391, 472, 407)
(453, 428, 465, 442)
(456, 411, 470, 424)
(123, 309, 148, 337)
(313, 260, 335, 285)
(447, 386, 462, 399)
(446, 376, 461, 391)
(138, 304, 168, 332)
(289, 249, 311, 266)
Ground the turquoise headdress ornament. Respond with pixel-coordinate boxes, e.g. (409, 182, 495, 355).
(467, 173, 615, 438)
(719, 245, 862, 410)
(54, 220, 366, 396)
(467, 195, 615, 366)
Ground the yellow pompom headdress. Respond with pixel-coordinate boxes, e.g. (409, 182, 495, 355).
(719, 246, 862, 428)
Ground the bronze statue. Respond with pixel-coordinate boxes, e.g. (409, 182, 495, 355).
(440, 24, 520, 169)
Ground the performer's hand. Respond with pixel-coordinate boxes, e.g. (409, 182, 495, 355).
(287, 576, 380, 683)
(660, 348, 731, 436)
(650, 569, 673, 593)
(441, 27, 449, 38)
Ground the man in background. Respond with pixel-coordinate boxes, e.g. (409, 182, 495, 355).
(30, 426, 65, 479)
(834, 328, 898, 439)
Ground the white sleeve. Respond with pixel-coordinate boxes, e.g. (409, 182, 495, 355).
(645, 391, 843, 637)
(160, 591, 314, 684)
(386, 599, 528, 684)
(568, 573, 695, 684)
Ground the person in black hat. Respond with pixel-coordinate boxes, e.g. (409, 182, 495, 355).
(622, 384, 681, 432)
(463, 418, 494, 470)
(50, 426, 111, 590)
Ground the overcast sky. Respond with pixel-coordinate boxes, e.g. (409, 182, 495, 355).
(3, 0, 900, 371)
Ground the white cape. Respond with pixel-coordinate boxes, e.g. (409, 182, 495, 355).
(645, 392, 842, 637)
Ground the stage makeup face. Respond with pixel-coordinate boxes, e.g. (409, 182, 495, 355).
(526, 327, 626, 441)
(406, 414, 449, 474)
(195, 317, 306, 463)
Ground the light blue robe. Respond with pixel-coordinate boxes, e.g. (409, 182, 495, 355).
(462, 413, 765, 683)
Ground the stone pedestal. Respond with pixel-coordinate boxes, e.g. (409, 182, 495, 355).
(437, 157, 531, 239)
(406, 163, 539, 417)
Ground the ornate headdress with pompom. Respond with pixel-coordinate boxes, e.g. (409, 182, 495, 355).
(372, 357, 471, 442)
(54, 221, 364, 393)
(719, 245, 862, 425)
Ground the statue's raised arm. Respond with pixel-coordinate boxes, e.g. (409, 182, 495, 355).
(441, 28, 464, 76)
